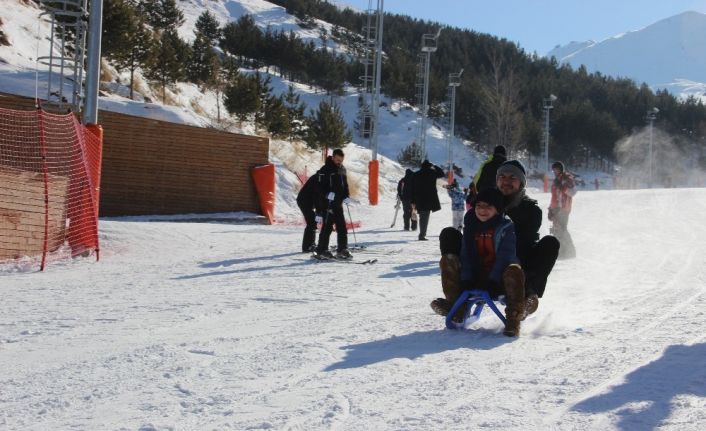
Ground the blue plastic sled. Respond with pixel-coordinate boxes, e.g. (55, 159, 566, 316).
(445, 289, 507, 329)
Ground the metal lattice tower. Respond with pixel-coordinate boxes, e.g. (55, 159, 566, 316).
(416, 29, 441, 160)
(38, 0, 90, 113)
(358, 0, 379, 141)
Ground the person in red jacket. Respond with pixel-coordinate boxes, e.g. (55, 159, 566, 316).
(548, 161, 576, 259)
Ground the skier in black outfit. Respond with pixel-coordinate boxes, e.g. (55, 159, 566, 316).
(397, 168, 417, 231)
(296, 175, 320, 253)
(313, 149, 352, 260)
(412, 160, 445, 240)
(495, 160, 559, 314)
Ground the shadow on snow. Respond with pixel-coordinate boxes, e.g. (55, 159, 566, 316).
(324, 328, 511, 371)
(572, 342, 706, 430)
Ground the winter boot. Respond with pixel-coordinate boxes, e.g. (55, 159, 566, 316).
(430, 298, 450, 316)
(439, 253, 466, 321)
(440, 254, 462, 303)
(313, 250, 334, 260)
(336, 249, 353, 260)
(501, 264, 526, 337)
(430, 298, 465, 323)
(524, 294, 539, 320)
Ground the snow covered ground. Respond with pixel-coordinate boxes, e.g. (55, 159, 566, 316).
(2, 187, 706, 430)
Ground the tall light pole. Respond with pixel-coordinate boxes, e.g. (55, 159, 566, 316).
(646, 107, 659, 188)
(446, 69, 463, 183)
(418, 28, 441, 160)
(543, 94, 557, 174)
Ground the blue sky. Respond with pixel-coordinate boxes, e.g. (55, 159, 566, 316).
(341, 0, 706, 55)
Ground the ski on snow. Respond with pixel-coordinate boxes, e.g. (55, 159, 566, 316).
(311, 255, 377, 264)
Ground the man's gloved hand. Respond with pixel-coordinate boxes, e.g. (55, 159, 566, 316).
(342, 197, 352, 205)
(315, 214, 323, 223)
(327, 192, 336, 201)
(547, 207, 555, 221)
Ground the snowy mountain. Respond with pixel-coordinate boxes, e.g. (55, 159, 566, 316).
(547, 11, 706, 99)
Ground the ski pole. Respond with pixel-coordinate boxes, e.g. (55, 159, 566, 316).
(345, 202, 358, 248)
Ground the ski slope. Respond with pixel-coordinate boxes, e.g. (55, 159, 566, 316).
(2, 187, 706, 430)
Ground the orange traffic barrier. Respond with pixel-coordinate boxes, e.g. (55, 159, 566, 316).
(251, 163, 276, 224)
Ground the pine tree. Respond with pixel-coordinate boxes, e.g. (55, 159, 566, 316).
(145, 29, 189, 103)
(264, 95, 292, 138)
(103, 0, 154, 99)
(254, 73, 273, 130)
(189, 35, 219, 86)
(283, 84, 307, 140)
(306, 99, 352, 150)
(224, 74, 260, 122)
(139, 0, 185, 31)
(194, 10, 221, 44)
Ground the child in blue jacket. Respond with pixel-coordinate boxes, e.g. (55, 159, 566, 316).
(444, 179, 466, 231)
(432, 188, 527, 337)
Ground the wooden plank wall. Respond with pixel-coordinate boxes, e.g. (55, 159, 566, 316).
(0, 93, 270, 217)
(0, 167, 69, 259)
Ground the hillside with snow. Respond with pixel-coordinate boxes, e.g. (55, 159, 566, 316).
(548, 11, 706, 100)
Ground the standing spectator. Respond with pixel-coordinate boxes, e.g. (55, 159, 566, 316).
(397, 168, 417, 231)
(549, 161, 577, 259)
(313, 149, 352, 260)
(443, 179, 466, 231)
(412, 160, 445, 241)
(471, 145, 507, 194)
(296, 174, 319, 253)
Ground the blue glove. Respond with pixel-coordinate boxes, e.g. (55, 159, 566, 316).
(342, 197, 352, 205)
(327, 192, 335, 201)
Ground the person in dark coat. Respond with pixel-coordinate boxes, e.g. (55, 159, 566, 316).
(313, 149, 352, 260)
(496, 160, 559, 315)
(412, 160, 445, 240)
(397, 168, 417, 231)
(472, 145, 507, 194)
(296, 174, 319, 252)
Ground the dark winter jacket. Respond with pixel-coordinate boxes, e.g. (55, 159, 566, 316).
(315, 156, 350, 212)
(397, 169, 415, 200)
(460, 212, 518, 287)
(412, 162, 445, 212)
(503, 191, 542, 265)
(296, 175, 318, 209)
(473, 153, 507, 193)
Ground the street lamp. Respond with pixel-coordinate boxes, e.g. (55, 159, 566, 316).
(447, 69, 463, 183)
(646, 107, 659, 188)
(418, 28, 441, 159)
(543, 94, 557, 174)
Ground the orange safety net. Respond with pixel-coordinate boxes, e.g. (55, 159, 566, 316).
(0, 107, 102, 270)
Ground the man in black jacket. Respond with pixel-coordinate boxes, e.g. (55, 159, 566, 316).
(496, 160, 559, 316)
(296, 174, 319, 253)
(472, 145, 507, 194)
(313, 149, 352, 260)
(412, 160, 445, 240)
(397, 168, 417, 231)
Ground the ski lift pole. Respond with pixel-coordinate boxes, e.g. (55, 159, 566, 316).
(345, 202, 358, 248)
